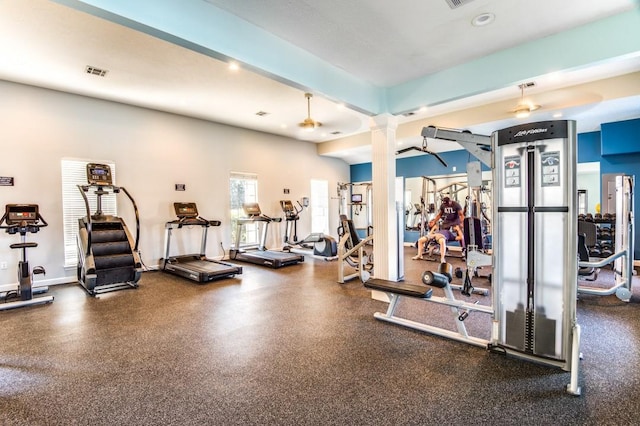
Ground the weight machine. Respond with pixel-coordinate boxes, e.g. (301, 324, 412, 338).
(337, 182, 373, 238)
(578, 175, 635, 301)
(363, 121, 581, 395)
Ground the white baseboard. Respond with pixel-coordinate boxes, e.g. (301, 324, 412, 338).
(0, 276, 76, 293)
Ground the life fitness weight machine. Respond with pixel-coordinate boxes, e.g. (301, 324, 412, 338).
(362, 121, 581, 395)
(0, 204, 54, 310)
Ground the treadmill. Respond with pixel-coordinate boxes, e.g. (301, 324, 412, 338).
(229, 203, 304, 268)
(162, 202, 242, 282)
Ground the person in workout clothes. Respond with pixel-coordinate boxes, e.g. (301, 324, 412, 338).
(412, 195, 465, 262)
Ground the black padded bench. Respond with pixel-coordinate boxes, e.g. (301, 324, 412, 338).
(364, 278, 433, 298)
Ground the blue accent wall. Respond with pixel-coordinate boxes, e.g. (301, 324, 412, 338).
(577, 131, 601, 162)
(601, 118, 640, 156)
(350, 150, 489, 183)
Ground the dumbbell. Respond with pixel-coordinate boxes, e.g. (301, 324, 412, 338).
(454, 267, 464, 279)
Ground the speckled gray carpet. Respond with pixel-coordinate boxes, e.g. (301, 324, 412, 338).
(0, 248, 638, 425)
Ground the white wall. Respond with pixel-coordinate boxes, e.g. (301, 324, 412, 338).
(0, 80, 349, 287)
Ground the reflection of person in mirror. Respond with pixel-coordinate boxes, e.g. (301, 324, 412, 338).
(413, 195, 465, 262)
(413, 223, 463, 263)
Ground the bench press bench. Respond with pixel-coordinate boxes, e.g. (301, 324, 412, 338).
(362, 266, 492, 348)
(364, 279, 433, 299)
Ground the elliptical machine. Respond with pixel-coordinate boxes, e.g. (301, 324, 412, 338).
(280, 199, 337, 259)
(0, 204, 54, 310)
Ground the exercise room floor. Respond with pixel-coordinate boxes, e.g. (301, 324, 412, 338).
(1, 248, 639, 425)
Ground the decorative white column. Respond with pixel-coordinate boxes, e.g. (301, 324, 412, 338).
(370, 114, 399, 281)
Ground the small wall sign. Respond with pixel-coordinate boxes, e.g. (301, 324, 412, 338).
(0, 177, 14, 186)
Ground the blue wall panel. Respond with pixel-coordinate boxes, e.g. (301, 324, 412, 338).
(601, 118, 640, 156)
(577, 131, 601, 163)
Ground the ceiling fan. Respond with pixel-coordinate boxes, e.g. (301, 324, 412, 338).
(299, 93, 322, 132)
(396, 136, 448, 167)
(513, 82, 541, 118)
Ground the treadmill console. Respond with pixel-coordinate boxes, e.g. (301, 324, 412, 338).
(86, 163, 113, 186)
(243, 203, 262, 217)
(174, 202, 199, 219)
(5, 204, 39, 225)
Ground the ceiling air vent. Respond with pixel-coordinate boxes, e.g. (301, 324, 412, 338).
(85, 66, 108, 77)
(518, 81, 536, 89)
(255, 111, 269, 116)
(402, 111, 416, 117)
(330, 131, 342, 135)
(445, 0, 475, 9)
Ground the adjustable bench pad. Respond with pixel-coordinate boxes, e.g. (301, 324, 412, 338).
(364, 279, 433, 298)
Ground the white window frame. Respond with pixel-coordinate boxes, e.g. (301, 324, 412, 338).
(230, 172, 258, 247)
(61, 159, 117, 267)
(310, 179, 329, 235)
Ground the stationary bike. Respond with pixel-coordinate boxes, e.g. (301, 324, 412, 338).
(0, 204, 54, 310)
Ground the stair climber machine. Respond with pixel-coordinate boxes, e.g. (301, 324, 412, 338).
(229, 203, 304, 268)
(280, 199, 337, 260)
(0, 204, 54, 310)
(77, 163, 142, 296)
(162, 202, 242, 283)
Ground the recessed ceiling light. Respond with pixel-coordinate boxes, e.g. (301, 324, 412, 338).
(553, 112, 563, 118)
(472, 12, 495, 27)
(418, 106, 428, 113)
(228, 62, 239, 71)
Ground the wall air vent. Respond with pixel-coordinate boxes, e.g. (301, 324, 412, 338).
(255, 111, 269, 116)
(402, 111, 416, 117)
(85, 66, 108, 77)
(519, 81, 536, 89)
(445, 0, 475, 9)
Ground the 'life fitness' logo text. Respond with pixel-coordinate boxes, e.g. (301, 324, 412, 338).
(514, 128, 548, 138)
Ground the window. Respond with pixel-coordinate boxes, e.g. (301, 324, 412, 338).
(61, 159, 117, 267)
(229, 172, 258, 246)
(310, 179, 329, 235)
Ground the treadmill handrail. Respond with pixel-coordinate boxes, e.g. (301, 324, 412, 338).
(238, 214, 282, 223)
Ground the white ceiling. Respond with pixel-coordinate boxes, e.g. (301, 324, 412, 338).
(204, 0, 636, 86)
(1, 0, 639, 164)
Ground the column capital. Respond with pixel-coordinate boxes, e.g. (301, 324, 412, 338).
(369, 113, 398, 132)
